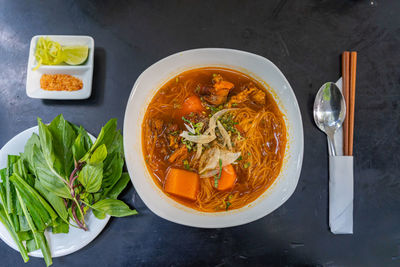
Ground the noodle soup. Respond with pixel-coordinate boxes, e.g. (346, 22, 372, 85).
(142, 67, 286, 212)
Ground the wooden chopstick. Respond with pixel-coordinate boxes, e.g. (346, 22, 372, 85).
(348, 52, 357, 156)
(342, 52, 350, 155)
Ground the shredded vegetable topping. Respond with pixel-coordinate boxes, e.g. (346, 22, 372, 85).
(33, 37, 64, 70)
(199, 148, 241, 177)
(179, 108, 236, 145)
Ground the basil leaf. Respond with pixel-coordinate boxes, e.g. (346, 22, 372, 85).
(90, 199, 137, 217)
(72, 126, 93, 162)
(107, 130, 123, 156)
(89, 144, 107, 165)
(104, 172, 131, 199)
(82, 119, 117, 161)
(48, 114, 76, 177)
(102, 152, 124, 191)
(32, 144, 71, 199)
(78, 163, 103, 193)
(92, 208, 106, 220)
(37, 119, 70, 192)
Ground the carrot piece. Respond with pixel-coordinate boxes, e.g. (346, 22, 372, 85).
(164, 168, 200, 201)
(216, 164, 237, 191)
(181, 95, 205, 116)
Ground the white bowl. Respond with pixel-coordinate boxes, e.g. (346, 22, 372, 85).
(123, 48, 303, 228)
(26, 35, 94, 100)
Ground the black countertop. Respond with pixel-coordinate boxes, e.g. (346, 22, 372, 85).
(1, 0, 399, 266)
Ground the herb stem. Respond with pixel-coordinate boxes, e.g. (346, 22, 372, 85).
(67, 161, 88, 230)
(71, 198, 87, 231)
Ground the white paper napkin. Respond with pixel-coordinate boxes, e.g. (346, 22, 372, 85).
(327, 78, 354, 234)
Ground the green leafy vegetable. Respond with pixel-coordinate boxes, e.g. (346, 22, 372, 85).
(72, 126, 93, 161)
(48, 115, 76, 177)
(101, 152, 124, 192)
(104, 172, 131, 199)
(78, 163, 103, 193)
(83, 119, 117, 161)
(89, 199, 137, 217)
(92, 209, 106, 220)
(34, 180, 68, 223)
(0, 115, 137, 266)
(88, 144, 107, 165)
(31, 144, 71, 199)
(0, 204, 29, 262)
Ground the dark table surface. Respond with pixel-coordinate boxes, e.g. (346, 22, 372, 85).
(1, 0, 399, 266)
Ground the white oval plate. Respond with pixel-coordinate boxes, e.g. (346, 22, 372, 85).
(124, 48, 304, 228)
(0, 126, 110, 257)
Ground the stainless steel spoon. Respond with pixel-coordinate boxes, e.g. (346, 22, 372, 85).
(313, 82, 346, 156)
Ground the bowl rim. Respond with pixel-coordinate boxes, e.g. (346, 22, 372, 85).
(123, 48, 304, 228)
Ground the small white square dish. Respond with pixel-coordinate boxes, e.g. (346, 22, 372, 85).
(26, 35, 94, 100)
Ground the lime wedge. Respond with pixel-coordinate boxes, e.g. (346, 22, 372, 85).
(63, 46, 89, 65)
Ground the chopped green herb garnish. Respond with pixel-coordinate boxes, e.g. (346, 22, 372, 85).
(231, 103, 238, 107)
(219, 113, 240, 135)
(194, 122, 204, 135)
(225, 201, 231, 211)
(212, 73, 217, 77)
(182, 116, 193, 125)
(243, 162, 251, 169)
(182, 140, 194, 151)
(248, 152, 251, 156)
(209, 105, 223, 115)
(183, 160, 190, 170)
(214, 159, 223, 188)
(170, 131, 179, 136)
(236, 155, 243, 161)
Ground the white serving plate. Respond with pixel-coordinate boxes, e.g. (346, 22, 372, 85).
(124, 48, 304, 228)
(26, 35, 94, 100)
(0, 126, 110, 257)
